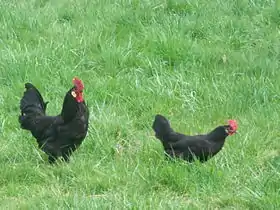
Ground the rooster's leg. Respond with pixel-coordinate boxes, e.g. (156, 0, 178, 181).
(48, 155, 57, 164)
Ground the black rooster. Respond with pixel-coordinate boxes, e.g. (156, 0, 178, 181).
(19, 77, 89, 164)
(152, 114, 238, 163)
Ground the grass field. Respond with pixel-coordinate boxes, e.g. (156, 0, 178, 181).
(1, 0, 280, 209)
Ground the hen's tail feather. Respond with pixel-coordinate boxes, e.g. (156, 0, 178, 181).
(19, 83, 48, 129)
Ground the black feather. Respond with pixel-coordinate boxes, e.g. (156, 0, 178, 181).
(19, 82, 89, 164)
(152, 114, 232, 163)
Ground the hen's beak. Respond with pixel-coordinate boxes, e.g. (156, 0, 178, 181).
(230, 130, 238, 135)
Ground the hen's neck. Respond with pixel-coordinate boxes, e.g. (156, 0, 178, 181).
(207, 126, 228, 142)
(157, 128, 175, 142)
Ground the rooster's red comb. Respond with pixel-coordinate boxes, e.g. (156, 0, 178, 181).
(228, 119, 238, 131)
(72, 77, 84, 91)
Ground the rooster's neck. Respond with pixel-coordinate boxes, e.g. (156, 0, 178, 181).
(60, 90, 79, 122)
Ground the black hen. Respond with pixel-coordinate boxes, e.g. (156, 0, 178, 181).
(19, 77, 89, 164)
(152, 114, 238, 163)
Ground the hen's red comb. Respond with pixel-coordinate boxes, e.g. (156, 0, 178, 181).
(72, 77, 84, 91)
(228, 119, 238, 131)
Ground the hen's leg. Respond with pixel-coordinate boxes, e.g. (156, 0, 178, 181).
(62, 151, 72, 163)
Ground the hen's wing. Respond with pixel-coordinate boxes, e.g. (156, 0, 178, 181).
(164, 133, 213, 160)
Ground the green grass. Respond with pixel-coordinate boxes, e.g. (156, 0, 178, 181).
(0, 0, 280, 209)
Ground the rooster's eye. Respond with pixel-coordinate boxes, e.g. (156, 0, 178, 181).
(71, 91, 77, 98)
